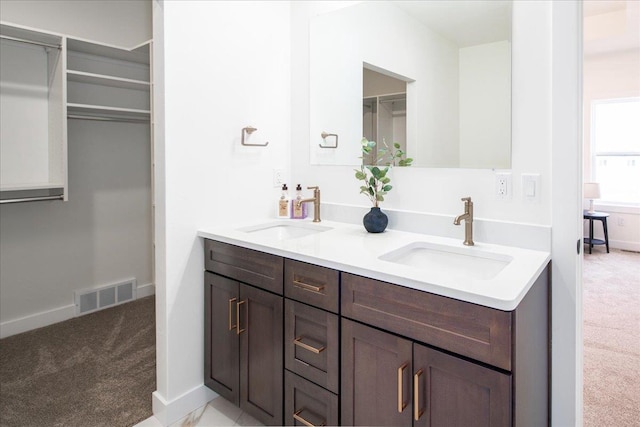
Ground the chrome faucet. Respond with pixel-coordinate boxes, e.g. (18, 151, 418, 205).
(297, 186, 321, 222)
(453, 197, 474, 246)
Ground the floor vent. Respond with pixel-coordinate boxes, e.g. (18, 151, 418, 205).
(75, 279, 137, 316)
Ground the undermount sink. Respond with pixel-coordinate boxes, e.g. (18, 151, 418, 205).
(379, 241, 513, 280)
(238, 221, 332, 240)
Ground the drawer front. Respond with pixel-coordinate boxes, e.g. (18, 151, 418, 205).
(284, 370, 339, 427)
(205, 240, 284, 295)
(285, 299, 339, 393)
(284, 259, 339, 313)
(341, 273, 513, 371)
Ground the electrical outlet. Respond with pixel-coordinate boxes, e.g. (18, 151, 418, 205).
(495, 172, 512, 200)
(273, 168, 285, 187)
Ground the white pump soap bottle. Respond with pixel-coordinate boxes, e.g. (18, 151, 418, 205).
(277, 184, 291, 218)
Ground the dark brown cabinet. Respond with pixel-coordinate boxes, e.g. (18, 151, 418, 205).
(204, 272, 240, 404)
(341, 318, 413, 426)
(204, 241, 284, 425)
(341, 271, 549, 427)
(204, 239, 549, 427)
(342, 319, 511, 427)
(413, 344, 510, 427)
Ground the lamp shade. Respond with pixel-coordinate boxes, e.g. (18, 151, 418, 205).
(584, 182, 601, 199)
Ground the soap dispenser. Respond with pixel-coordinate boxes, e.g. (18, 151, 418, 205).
(291, 184, 308, 219)
(277, 184, 291, 218)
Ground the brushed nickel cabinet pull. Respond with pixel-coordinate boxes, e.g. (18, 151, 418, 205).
(398, 362, 408, 413)
(236, 300, 246, 335)
(294, 336, 326, 354)
(293, 279, 325, 294)
(293, 409, 325, 427)
(414, 369, 425, 421)
(228, 298, 237, 331)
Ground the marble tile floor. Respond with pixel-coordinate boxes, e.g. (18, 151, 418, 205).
(135, 397, 264, 427)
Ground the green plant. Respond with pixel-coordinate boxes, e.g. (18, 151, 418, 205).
(378, 139, 413, 167)
(354, 138, 393, 207)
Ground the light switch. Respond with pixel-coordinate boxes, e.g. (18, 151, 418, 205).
(525, 179, 536, 197)
(522, 173, 540, 202)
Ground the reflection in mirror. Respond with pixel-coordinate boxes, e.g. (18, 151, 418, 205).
(363, 68, 407, 165)
(309, 1, 512, 169)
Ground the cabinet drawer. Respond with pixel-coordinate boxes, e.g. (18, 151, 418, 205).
(285, 299, 339, 393)
(285, 259, 339, 313)
(205, 240, 284, 295)
(285, 370, 339, 427)
(341, 273, 513, 371)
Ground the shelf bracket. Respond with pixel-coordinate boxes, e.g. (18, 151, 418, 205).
(241, 126, 269, 146)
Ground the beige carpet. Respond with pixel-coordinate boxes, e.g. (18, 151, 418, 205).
(0, 296, 155, 427)
(583, 248, 640, 426)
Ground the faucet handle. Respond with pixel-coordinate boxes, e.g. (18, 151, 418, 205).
(307, 186, 319, 190)
(461, 197, 472, 203)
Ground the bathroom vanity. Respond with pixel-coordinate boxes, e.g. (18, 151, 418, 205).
(199, 220, 550, 426)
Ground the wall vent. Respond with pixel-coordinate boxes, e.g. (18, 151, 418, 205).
(74, 278, 137, 316)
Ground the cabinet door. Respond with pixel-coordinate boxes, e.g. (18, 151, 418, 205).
(413, 343, 511, 427)
(342, 319, 413, 426)
(239, 284, 283, 425)
(204, 272, 240, 405)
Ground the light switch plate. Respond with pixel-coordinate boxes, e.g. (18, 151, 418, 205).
(522, 173, 540, 202)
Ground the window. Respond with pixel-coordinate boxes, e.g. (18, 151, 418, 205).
(591, 98, 640, 205)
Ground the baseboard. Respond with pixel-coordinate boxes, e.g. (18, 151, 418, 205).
(152, 386, 217, 426)
(0, 282, 155, 339)
(137, 282, 156, 298)
(609, 239, 640, 252)
(0, 304, 76, 339)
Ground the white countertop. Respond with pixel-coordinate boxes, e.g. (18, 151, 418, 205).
(198, 219, 551, 311)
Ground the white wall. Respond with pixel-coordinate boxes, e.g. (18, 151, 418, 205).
(459, 40, 511, 169)
(0, 1, 153, 337)
(153, 1, 291, 423)
(0, 0, 151, 48)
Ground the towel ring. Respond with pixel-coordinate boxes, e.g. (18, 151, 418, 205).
(319, 131, 338, 148)
(241, 126, 269, 146)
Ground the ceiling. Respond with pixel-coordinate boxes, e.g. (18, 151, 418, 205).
(392, 0, 638, 55)
(584, 0, 640, 56)
(393, 0, 511, 48)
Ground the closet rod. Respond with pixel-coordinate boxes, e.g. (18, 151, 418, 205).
(68, 114, 149, 124)
(0, 35, 61, 50)
(0, 195, 64, 204)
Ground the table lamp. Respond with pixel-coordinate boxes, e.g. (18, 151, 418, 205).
(584, 182, 600, 213)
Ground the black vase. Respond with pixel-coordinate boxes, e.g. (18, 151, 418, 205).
(363, 207, 388, 233)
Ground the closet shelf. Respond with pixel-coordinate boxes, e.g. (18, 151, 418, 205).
(0, 183, 64, 192)
(67, 70, 150, 91)
(67, 38, 150, 65)
(67, 103, 150, 121)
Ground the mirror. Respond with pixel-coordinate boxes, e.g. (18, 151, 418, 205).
(363, 68, 408, 166)
(309, 0, 512, 168)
